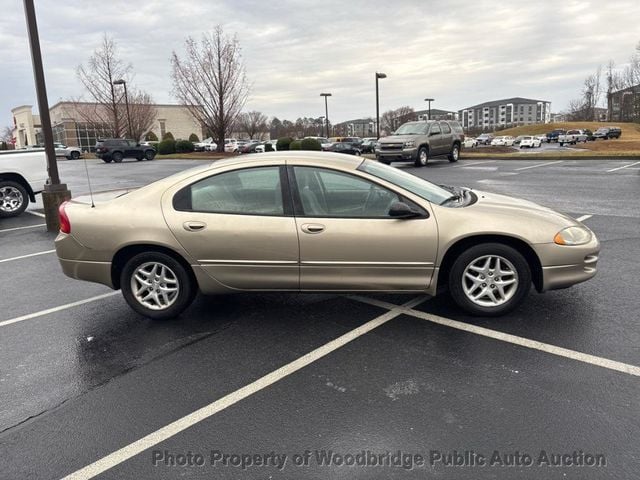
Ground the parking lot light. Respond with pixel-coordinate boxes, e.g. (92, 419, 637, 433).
(113, 79, 132, 139)
(424, 98, 434, 120)
(320, 93, 332, 138)
(375, 72, 386, 139)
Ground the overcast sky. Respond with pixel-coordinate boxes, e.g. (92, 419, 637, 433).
(1, 0, 639, 126)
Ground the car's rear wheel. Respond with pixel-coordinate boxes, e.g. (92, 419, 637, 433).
(136, 154, 143, 161)
(102, 158, 112, 163)
(448, 243, 531, 316)
(70, 151, 80, 160)
(121, 252, 195, 320)
(112, 152, 124, 163)
(145, 150, 156, 160)
(415, 147, 428, 167)
(0, 181, 28, 218)
(448, 144, 460, 162)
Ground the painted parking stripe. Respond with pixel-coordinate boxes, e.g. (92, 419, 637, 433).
(26, 210, 46, 218)
(576, 214, 593, 222)
(348, 297, 640, 377)
(59, 296, 427, 480)
(0, 249, 55, 264)
(606, 160, 640, 172)
(0, 223, 46, 233)
(454, 160, 495, 168)
(515, 160, 563, 171)
(0, 292, 120, 328)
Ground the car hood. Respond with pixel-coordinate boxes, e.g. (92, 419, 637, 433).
(379, 135, 420, 143)
(468, 189, 579, 229)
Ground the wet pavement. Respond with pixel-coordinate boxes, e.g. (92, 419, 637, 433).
(0, 156, 638, 479)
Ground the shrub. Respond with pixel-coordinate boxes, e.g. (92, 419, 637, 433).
(157, 139, 176, 155)
(162, 131, 175, 141)
(300, 138, 322, 151)
(264, 142, 274, 152)
(0, 141, 7, 151)
(276, 137, 294, 151)
(145, 131, 158, 141)
(188, 133, 200, 143)
(289, 139, 302, 150)
(175, 140, 195, 153)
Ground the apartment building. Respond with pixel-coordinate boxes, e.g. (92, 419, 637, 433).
(458, 97, 551, 130)
(608, 84, 640, 122)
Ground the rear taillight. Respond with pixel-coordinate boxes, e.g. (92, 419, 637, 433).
(59, 201, 71, 234)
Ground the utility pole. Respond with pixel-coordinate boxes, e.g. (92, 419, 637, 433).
(320, 93, 331, 138)
(375, 72, 386, 139)
(23, 0, 71, 231)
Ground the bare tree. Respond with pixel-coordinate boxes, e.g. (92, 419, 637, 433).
(381, 106, 415, 134)
(1, 126, 12, 142)
(75, 34, 156, 140)
(238, 111, 268, 139)
(76, 34, 131, 138)
(171, 26, 250, 152)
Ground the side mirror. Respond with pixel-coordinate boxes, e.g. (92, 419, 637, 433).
(388, 201, 423, 219)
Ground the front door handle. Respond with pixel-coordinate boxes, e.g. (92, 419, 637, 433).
(301, 223, 325, 234)
(183, 221, 207, 232)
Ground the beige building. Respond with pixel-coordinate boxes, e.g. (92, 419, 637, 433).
(11, 102, 203, 151)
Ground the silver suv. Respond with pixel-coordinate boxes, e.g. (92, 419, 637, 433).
(376, 120, 464, 167)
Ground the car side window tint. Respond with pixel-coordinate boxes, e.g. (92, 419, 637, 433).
(441, 122, 451, 134)
(177, 166, 284, 215)
(430, 124, 441, 135)
(293, 167, 400, 218)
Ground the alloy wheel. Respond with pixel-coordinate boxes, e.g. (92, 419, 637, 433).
(462, 255, 519, 307)
(0, 186, 24, 213)
(131, 261, 180, 310)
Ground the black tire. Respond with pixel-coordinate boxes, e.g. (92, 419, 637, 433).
(0, 180, 29, 218)
(448, 243, 531, 317)
(144, 150, 156, 160)
(112, 151, 124, 163)
(120, 251, 196, 320)
(70, 151, 80, 160)
(448, 143, 460, 162)
(102, 158, 112, 163)
(136, 154, 143, 161)
(414, 147, 428, 167)
(377, 155, 390, 165)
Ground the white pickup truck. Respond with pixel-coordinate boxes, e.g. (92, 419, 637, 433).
(558, 129, 588, 146)
(0, 150, 47, 218)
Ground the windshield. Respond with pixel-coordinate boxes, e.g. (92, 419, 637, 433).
(358, 160, 452, 205)
(393, 122, 429, 135)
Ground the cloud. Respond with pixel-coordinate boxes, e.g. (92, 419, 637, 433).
(1, 0, 639, 126)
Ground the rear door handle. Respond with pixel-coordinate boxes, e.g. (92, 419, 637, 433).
(183, 221, 207, 232)
(301, 223, 325, 234)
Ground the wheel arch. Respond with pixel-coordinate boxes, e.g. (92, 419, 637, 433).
(437, 234, 543, 292)
(111, 243, 197, 290)
(0, 173, 36, 202)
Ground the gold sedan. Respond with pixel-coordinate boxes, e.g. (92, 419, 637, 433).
(55, 152, 599, 319)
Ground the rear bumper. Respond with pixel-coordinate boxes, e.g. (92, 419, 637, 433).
(55, 233, 114, 288)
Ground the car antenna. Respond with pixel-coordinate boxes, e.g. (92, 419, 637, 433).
(83, 154, 95, 208)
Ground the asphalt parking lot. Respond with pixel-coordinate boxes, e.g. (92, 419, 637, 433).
(1, 156, 639, 479)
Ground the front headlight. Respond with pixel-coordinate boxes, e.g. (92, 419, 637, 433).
(554, 226, 592, 246)
(404, 141, 415, 148)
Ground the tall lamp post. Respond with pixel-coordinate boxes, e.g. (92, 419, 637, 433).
(113, 79, 132, 139)
(424, 98, 434, 120)
(320, 93, 331, 138)
(22, 0, 71, 231)
(375, 72, 386, 139)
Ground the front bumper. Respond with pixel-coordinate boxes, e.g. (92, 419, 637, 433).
(533, 236, 600, 291)
(376, 147, 417, 162)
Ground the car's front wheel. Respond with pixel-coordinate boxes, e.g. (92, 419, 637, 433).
(70, 151, 80, 160)
(448, 243, 531, 316)
(0, 181, 29, 218)
(121, 252, 195, 320)
(145, 150, 156, 160)
(415, 147, 428, 167)
(112, 152, 124, 163)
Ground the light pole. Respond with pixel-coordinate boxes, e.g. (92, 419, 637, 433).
(375, 72, 386, 139)
(320, 93, 331, 138)
(23, 0, 71, 231)
(113, 79, 132, 139)
(424, 98, 434, 120)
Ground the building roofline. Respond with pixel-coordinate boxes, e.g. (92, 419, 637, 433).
(460, 97, 550, 111)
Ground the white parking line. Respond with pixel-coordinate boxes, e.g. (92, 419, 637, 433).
(606, 160, 640, 173)
(515, 160, 563, 171)
(454, 160, 495, 168)
(0, 249, 55, 264)
(0, 292, 120, 328)
(0, 223, 46, 233)
(26, 210, 46, 218)
(59, 296, 427, 480)
(576, 214, 593, 222)
(347, 297, 640, 377)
